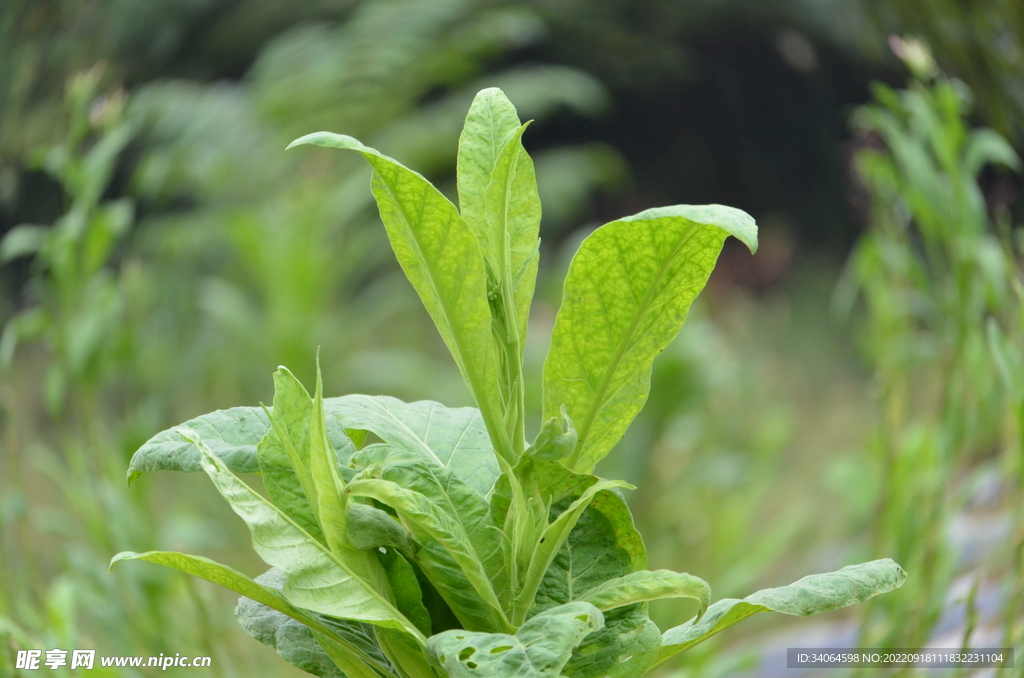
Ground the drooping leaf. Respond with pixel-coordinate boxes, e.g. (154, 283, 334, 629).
(234, 568, 388, 678)
(326, 394, 498, 495)
(345, 458, 510, 632)
(287, 132, 512, 463)
(110, 553, 388, 678)
(181, 429, 424, 641)
(653, 559, 909, 669)
(127, 407, 269, 483)
(127, 397, 356, 485)
(580, 569, 710, 616)
(543, 205, 757, 473)
(427, 602, 604, 678)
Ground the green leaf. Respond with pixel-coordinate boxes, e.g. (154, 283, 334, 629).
(427, 602, 604, 678)
(562, 606, 660, 678)
(309, 367, 355, 557)
(235, 568, 389, 678)
(543, 205, 757, 473)
(526, 406, 577, 461)
(457, 87, 542, 456)
(128, 407, 269, 484)
(653, 559, 908, 669)
(258, 371, 320, 540)
(264, 368, 318, 514)
(287, 132, 512, 463)
(457, 87, 524, 238)
(127, 396, 357, 485)
(326, 394, 498, 496)
(514, 479, 633, 624)
(580, 569, 710, 616)
(345, 455, 510, 633)
(379, 549, 432, 637)
(110, 553, 390, 678)
(181, 429, 424, 642)
(532, 488, 654, 678)
(346, 502, 418, 555)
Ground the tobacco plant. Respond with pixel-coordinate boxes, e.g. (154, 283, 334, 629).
(113, 88, 906, 678)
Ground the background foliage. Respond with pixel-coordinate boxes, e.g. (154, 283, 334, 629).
(2, 0, 1023, 676)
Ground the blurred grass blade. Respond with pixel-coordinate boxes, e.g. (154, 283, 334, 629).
(653, 559, 907, 669)
(543, 205, 757, 473)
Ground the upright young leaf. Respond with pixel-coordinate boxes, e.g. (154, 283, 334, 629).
(427, 602, 604, 678)
(287, 133, 512, 463)
(180, 429, 424, 642)
(533, 489, 655, 678)
(653, 559, 908, 669)
(457, 87, 523, 233)
(258, 369, 320, 540)
(458, 88, 542, 454)
(543, 205, 758, 473)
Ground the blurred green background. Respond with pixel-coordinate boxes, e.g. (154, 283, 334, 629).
(2, 1, 1024, 676)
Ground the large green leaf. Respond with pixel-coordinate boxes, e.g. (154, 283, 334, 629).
(543, 205, 757, 473)
(127, 396, 356, 485)
(427, 602, 604, 678)
(653, 559, 908, 670)
(181, 429, 424, 642)
(127, 407, 269, 483)
(287, 132, 512, 463)
(234, 568, 389, 678)
(346, 447, 509, 633)
(326, 395, 498, 496)
(110, 553, 390, 678)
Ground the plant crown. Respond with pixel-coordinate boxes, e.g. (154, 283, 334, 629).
(113, 88, 906, 678)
